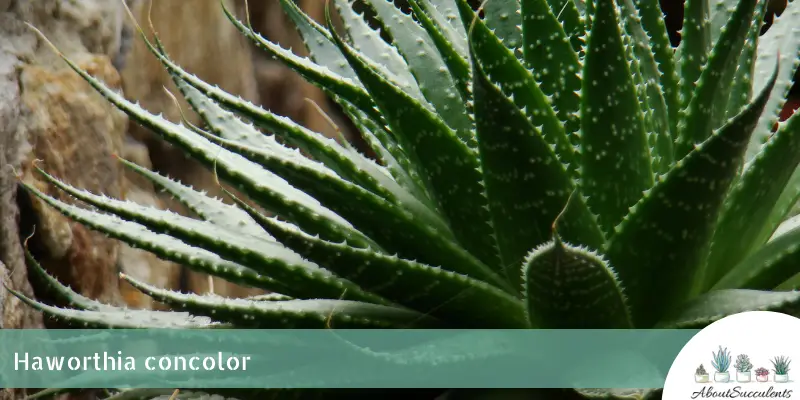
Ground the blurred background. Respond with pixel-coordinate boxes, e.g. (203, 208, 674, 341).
(0, 0, 797, 332)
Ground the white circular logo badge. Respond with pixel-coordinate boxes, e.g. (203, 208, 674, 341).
(663, 311, 799, 400)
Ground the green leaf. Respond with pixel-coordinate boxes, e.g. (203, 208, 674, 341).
(122, 274, 438, 329)
(708, 0, 740, 45)
(275, 0, 360, 83)
(36, 167, 374, 290)
(760, 167, 800, 245)
(576, 389, 659, 400)
(228, 197, 529, 328)
(326, 8, 507, 279)
(429, 0, 469, 41)
(153, 32, 387, 199)
(713, 208, 800, 291)
(361, 0, 474, 137)
(707, 2, 768, 133)
(632, 0, 680, 134)
(24, 247, 114, 311)
(407, 0, 471, 104)
(545, 0, 585, 53)
(330, 0, 424, 98)
(523, 236, 633, 329)
(21, 178, 383, 303)
(174, 76, 454, 240)
(221, 6, 379, 119)
(777, 270, 800, 291)
(618, 0, 674, 173)
(725, 11, 763, 119)
(456, 0, 577, 175)
(580, 0, 653, 233)
(337, 101, 433, 204)
(19, 181, 286, 294)
(676, 0, 711, 111)
(657, 289, 800, 328)
(605, 63, 779, 328)
(745, 0, 800, 162)
(520, 0, 583, 143)
(705, 103, 800, 288)
(471, 48, 605, 286)
(246, 293, 294, 302)
(271, 0, 426, 170)
(6, 286, 226, 329)
(118, 157, 268, 238)
(157, 60, 402, 212)
(674, 0, 762, 159)
(45, 37, 377, 248)
(193, 126, 511, 291)
(482, 0, 523, 52)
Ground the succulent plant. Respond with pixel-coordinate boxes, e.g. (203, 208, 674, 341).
(735, 354, 753, 372)
(772, 356, 792, 375)
(6, 0, 800, 396)
(756, 367, 770, 377)
(697, 364, 708, 376)
(712, 347, 732, 373)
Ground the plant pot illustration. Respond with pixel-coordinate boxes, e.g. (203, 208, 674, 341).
(755, 368, 770, 382)
(772, 356, 791, 383)
(737, 371, 751, 382)
(711, 347, 732, 383)
(696, 364, 710, 383)
(735, 355, 753, 383)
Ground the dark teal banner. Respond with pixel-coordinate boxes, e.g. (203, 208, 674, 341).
(0, 329, 698, 389)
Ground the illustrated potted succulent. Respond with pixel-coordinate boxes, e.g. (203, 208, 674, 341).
(696, 364, 710, 383)
(712, 346, 732, 383)
(756, 367, 770, 382)
(735, 354, 753, 382)
(772, 356, 791, 383)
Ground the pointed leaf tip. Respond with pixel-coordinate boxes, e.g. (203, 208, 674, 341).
(523, 240, 633, 329)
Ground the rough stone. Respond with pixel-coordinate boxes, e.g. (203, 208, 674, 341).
(0, 5, 43, 338)
(0, 1, 134, 398)
(18, 54, 127, 306)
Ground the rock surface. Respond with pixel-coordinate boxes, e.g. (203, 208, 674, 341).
(18, 55, 129, 306)
(1, 0, 133, 332)
(0, 0, 131, 398)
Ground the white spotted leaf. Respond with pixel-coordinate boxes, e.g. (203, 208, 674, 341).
(580, 0, 653, 233)
(605, 62, 779, 328)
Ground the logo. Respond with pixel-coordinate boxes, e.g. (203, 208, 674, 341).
(690, 347, 792, 398)
(663, 312, 800, 400)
